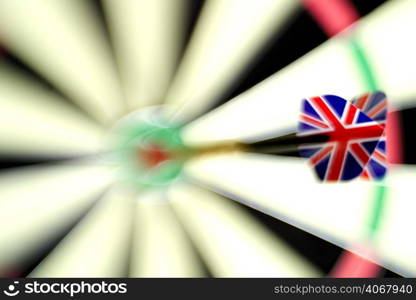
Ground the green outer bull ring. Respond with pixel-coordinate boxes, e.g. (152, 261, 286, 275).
(110, 107, 188, 188)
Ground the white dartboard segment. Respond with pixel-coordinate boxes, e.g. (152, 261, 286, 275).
(164, 0, 299, 123)
(169, 182, 321, 277)
(30, 185, 135, 277)
(130, 191, 205, 277)
(373, 165, 416, 277)
(184, 153, 416, 276)
(0, 163, 114, 274)
(0, 64, 105, 156)
(103, 0, 187, 110)
(0, 0, 124, 124)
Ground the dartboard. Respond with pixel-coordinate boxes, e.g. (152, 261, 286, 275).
(0, 0, 414, 278)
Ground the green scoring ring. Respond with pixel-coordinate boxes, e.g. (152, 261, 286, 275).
(111, 107, 187, 188)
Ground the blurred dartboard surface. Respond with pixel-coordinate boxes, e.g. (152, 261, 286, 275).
(0, 0, 415, 278)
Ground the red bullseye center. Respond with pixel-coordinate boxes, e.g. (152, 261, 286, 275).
(139, 144, 172, 169)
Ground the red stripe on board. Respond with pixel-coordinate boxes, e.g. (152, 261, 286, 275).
(386, 110, 403, 164)
(302, 0, 359, 36)
(330, 249, 381, 278)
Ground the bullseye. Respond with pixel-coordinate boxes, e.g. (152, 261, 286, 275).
(139, 143, 172, 169)
(109, 107, 187, 188)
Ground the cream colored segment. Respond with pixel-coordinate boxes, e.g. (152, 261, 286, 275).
(374, 166, 416, 276)
(184, 153, 372, 253)
(182, 37, 363, 146)
(0, 0, 124, 124)
(103, 0, 186, 110)
(185, 153, 416, 276)
(130, 191, 204, 277)
(0, 64, 105, 156)
(355, 0, 416, 109)
(30, 185, 134, 277)
(0, 163, 113, 273)
(169, 182, 321, 277)
(165, 0, 299, 122)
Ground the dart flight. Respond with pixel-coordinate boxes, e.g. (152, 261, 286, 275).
(298, 92, 387, 181)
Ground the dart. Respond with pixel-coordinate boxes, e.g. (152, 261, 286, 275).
(116, 92, 388, 186)
(109, 107, 331, 188)
(109, 110, 328, 188)
(298, 92, 386, 181)
(187, 92, 387, 183)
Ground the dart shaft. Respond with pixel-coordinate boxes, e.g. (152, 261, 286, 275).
(186, 133, 329, 157)
(247, 133, 329, 155)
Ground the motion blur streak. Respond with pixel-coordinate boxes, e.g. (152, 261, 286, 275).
(0, 63, 105, 156)
(169, 182, 320, 277)
(103, 0, 187, 110)
(0, 163, 113, 274)
(30, 185, 134, 277)
(130, 191, 204, 277)
(0, 0, 124, 124)
(165, 0, 299, 123)
(182, 0, 416, 145)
